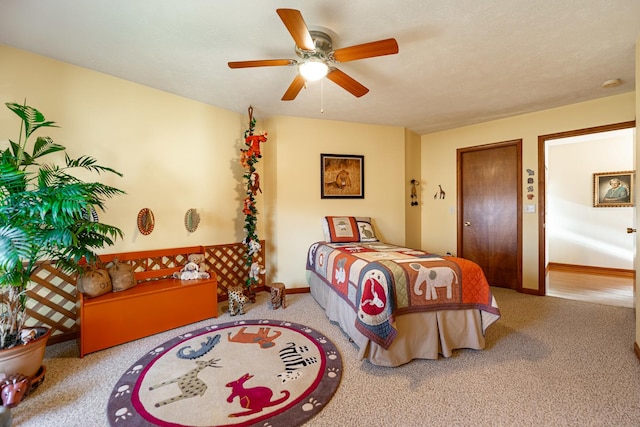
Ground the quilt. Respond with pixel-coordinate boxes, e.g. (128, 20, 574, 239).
(306, 241, 500, 349)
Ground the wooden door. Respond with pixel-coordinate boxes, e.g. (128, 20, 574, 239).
(457, 140, 522, 289)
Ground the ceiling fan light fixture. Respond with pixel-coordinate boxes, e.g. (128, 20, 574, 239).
(299, 59, 329, 81)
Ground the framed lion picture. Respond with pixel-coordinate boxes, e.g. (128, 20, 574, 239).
(320, 154, 364, 199)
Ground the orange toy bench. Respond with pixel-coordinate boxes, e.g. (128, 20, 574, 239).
(77, 246, 218, 357)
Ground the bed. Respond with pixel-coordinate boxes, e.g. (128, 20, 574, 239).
(306, 216, 501, 367)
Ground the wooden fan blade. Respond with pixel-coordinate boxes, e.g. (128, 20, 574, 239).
(332, 38, 399, 62)
(276, 8, 314, 51)
(228, 59, 294, 69)
(326, 69, 369, 98)
(282, 74, 306, 101)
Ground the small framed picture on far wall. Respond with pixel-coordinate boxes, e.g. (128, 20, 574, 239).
(593, 170, 634, 207)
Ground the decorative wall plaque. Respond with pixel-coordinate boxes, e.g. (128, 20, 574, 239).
(137, 208, 155, 235)
(184, 208, 200, 233)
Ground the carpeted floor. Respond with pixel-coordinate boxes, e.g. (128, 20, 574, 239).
(10, 287, 640, 426)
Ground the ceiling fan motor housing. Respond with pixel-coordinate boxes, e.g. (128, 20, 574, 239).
(296, 30, 333, 62)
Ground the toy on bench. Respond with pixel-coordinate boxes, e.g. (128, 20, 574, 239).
(172, 261, 210, 280)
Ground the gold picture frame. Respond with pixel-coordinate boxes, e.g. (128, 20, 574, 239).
(593, 170, 634, 207)
(321, 154, 364, 199)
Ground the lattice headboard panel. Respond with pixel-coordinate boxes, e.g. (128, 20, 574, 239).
(22, 241, 266, 346)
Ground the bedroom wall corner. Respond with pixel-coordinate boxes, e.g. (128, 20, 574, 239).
(405, 128, 422, 249)
(634, 35, 639, 355)
(262, 117, 278, 287)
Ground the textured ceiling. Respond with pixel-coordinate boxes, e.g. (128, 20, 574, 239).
(0, 0, 638, 135)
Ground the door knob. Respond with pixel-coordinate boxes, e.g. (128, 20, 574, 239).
(627, 227, 636, 233)
(464, 221, 471, 227)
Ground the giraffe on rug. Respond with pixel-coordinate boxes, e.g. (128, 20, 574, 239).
(148, 358, 221, 407)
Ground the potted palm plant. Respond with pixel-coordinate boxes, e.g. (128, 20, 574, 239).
(0, 101, 124, 379)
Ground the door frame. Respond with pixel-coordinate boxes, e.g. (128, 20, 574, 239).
(537, 120, 636, 295)
(457, 139, 523, 291)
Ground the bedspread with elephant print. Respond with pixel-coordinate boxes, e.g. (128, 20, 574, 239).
(306, 241, 501, 349)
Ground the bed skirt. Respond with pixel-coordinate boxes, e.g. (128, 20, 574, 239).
(308, 271, 498, 367)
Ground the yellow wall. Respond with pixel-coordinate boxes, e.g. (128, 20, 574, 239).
(0, 45, 253, 251)
(421, 92, 636, 291)
(405, 128, 422, 249)
(265, 116, 407, 288)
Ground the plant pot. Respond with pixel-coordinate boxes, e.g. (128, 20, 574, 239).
(0, 327, 50, 379)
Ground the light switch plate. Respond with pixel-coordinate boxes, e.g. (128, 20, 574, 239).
(525, 204, 536, 213)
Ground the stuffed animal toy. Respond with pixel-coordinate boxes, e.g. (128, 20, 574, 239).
(249, 172, 262, 194)
(249, 262, 266, 281)
(173, 262, 210, 280)
(245, 132, 267, 158)
(242, 197, 254, 215)
(243, 238, 261, 256)
(188, 253, 209, 274)
(268, 282, 286, 310)
(240, 153, 250, 169)
(227, 285, 248, 316)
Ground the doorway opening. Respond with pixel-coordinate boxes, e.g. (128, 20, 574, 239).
(538, 122, 636, 307)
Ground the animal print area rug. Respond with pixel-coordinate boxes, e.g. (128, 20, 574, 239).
(107, 320, 342, 427)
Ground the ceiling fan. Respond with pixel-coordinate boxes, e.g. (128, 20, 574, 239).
(228, 8, 399, 101)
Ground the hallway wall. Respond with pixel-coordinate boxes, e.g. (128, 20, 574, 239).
(547, 128, 635, 270)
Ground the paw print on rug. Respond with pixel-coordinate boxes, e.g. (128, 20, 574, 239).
(113, 407, 133, 422)
(302, 397, 322, 412)
(149, 347, 164, 356)
(127, 364, 143, 375)
(178, 333, 194, 340)
(316, 336, 328, 344)
(327, 367, 340, 379)
(326, 350, 338, 360)
(114, 384, 131, 397)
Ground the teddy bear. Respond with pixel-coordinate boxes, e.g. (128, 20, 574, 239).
(188, 253, 209, 275)
(173, 261, 210, 280)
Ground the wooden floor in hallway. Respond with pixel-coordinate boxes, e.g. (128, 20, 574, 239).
(546, 267, 635, 308)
